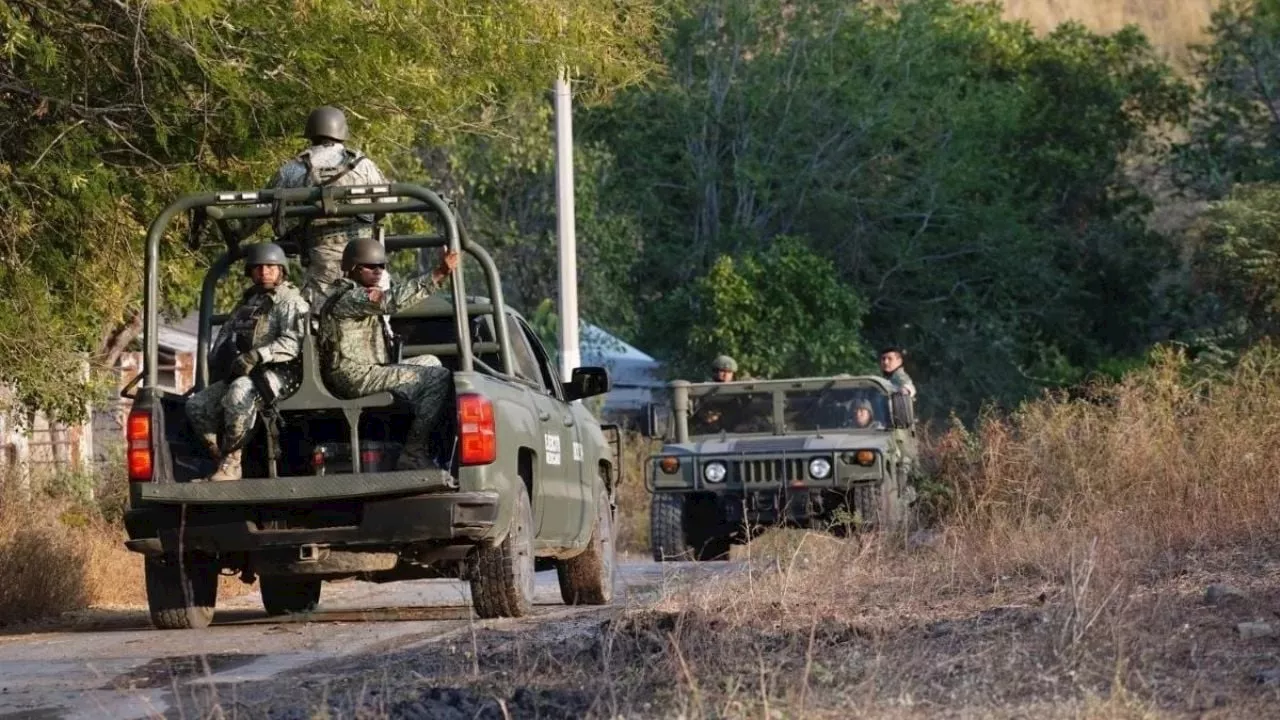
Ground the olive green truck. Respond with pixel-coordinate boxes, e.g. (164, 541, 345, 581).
(643, 376, 919, 560)
(122, 183, 620, 629)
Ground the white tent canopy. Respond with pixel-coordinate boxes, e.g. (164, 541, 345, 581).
(579, 324, 665, 414)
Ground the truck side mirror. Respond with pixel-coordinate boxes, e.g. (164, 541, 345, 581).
(642, 403, 674, 439)
(565, 366, 611, 402)
(890, 392, 915, 429)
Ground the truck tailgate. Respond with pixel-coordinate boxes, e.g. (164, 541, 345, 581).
(136, 468, 456, 505)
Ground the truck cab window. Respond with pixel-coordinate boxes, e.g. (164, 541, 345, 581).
(505, 314, 547, 392)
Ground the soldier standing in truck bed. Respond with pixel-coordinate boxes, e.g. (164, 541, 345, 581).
(237, 106, 394, 304)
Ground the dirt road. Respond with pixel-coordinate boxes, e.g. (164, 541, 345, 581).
(0, 556, 729, 719)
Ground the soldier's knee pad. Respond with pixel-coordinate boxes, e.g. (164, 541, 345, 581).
(223, 376, 257, 407)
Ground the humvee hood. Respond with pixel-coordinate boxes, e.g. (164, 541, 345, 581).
(672, 433, 895, 456)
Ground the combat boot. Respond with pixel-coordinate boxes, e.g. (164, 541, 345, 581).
(200, 433, 221, 462)
(209, 450, 242, 482)
(396, 447, 437, 472)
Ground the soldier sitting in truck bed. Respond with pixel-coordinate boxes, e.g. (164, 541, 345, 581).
(186, 242, 308, 481)
(317, 237, 460, 471)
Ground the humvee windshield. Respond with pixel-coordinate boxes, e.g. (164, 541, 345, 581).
(689, 392, 774, 435)
(783, 388, 890, 432)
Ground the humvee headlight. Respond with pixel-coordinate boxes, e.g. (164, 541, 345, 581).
(808, 457, 832, 479)
(855, 450, 876, 466)
(659, 456, 681, 474)
(703, 461, 727, 484)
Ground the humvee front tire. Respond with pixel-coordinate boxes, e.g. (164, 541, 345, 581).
(556, 477, 616, 605)
(145, 553, 218, 630)
(650, 493, 693, 562)
(470, 483, 536, 618)
(260, 576, 322, 616)
(854, 481, 905, 533)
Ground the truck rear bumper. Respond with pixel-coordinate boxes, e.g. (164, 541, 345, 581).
(132, 469, 456, 505)
(124, 490, 500, 555)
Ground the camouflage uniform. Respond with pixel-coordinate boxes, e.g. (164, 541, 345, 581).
(318, 271, 451, 470)
(186, 282, 310, 479)
(885, 367, 916, 397)
(267, 143, 394, 302)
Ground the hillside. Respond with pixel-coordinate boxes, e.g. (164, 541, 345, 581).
(996, 0, 1220, 62)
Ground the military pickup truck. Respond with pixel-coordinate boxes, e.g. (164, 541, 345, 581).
(121, 183, 622, 629)
(642, 375, 918, 561)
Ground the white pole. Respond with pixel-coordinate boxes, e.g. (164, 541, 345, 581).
(555, 68, 581, 382)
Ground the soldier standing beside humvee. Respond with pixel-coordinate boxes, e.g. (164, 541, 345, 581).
(878, 346, 917, 398)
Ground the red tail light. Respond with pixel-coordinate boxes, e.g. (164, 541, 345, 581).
(458, 394, 496, 466)
(126, 409, 153, 481)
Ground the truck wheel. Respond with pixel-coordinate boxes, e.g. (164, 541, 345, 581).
(260, 576, 322, 616)
(145, 553, 218, 630)
(556, 477, 616, 605)
(650, 493, 693, 562)
(853, 482, 902, 533)
(470, 482, 536, 618)
(853, 483, 881, 529)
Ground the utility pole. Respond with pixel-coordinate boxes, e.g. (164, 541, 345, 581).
(554, 66, 580, 382)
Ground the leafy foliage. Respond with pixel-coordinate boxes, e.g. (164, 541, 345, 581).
(680, 237, 872, 380)
(1176, 0, 1280, 196)
(578, 0, 1190, 417)
(0, 0, 662, 419)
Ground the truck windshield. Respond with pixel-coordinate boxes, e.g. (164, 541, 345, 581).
(688, 392, 774, 435)
(783, 388, 891, 431)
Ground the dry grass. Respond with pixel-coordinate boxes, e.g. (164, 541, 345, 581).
(990, 0, 1220, 64)
(0, 478, 252, 625)
(162, 346, 1280, 717)
(615, 428, 660, 554)
(929, 344, 1280, 587)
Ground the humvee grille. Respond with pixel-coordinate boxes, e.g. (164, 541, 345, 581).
(732, 458, 808, 485)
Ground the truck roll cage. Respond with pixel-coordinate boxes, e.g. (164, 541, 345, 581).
(141, 183, 518, 394)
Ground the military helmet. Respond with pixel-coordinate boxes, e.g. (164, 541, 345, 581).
(854, 398, 873, 411)
(243, 242, 288, 277)
(711, 355, 738, 372)
(341, 237, 387, 272)
(304, 105, 349, 143)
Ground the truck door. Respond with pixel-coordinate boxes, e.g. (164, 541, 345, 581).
(503, 314, 588, 543)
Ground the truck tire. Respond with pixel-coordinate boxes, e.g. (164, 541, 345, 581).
(260, 576, 322, 616)
(470, 483, 536, 618)
(650, 493, 693, 562)
(854, 482, 903, 533)
(556, 476, 616, 605)
(145, 553, 218, 630)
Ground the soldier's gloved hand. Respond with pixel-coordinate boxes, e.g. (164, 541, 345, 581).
(231, 350, 261, 377)
(432, 250, 461, 283)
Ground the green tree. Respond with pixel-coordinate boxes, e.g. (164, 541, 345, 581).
(0, 0, 662, 420)
(678, 237, 872, 380)
(581, 0, 1189, 418)
(1176, 0, 1280, 196)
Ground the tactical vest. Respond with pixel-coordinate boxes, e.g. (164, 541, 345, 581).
(228, 293, 274, 352)
(316, 281, 396, 381)
(209, 289, 304, 398)
(297, 147, 369, 229)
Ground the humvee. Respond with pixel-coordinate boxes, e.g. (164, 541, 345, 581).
(642, 375, 918, 560)
(121, 183, 621, 628)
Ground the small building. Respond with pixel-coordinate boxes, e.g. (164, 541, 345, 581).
(90, 316, 198, 470)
